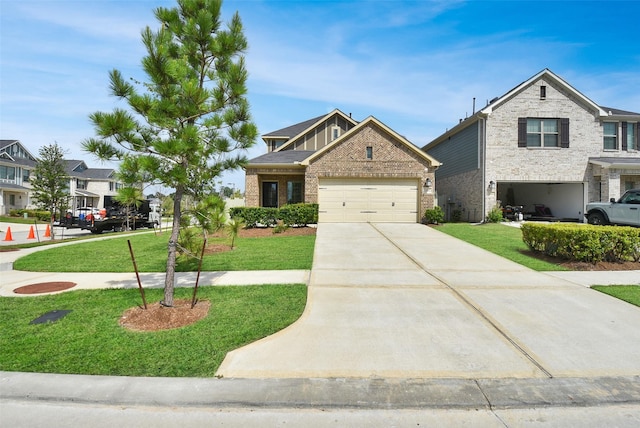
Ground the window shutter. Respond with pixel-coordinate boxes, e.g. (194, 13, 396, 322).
(518, 118, 527, 147)
(621, 122, 628, 151)
(560, 118, 570, 148)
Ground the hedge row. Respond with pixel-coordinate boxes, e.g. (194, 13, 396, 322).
(229, 204, 319, 228)
(8, 209, 51, 221)
(521, 223, 640, 263)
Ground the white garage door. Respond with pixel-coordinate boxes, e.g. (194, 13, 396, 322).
(318, 178, 419, 222)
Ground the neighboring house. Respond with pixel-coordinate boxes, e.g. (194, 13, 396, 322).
(245, 109, 440, 223)
(423, 69, 640, 223)
(0, 140, 37, 215)
(0, 139, 122, 215)
(63, 160, 121, 211)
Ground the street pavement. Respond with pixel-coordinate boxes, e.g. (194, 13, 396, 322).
(1, 222, 639, 426)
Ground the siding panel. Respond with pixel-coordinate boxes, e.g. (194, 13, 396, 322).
(427, 121, 479, 180)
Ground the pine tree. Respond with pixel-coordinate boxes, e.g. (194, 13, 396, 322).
(83, 0, 257, 306)
(31, 143, 69, 239)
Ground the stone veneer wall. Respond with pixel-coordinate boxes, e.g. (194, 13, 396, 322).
(305, 123, 437, 217)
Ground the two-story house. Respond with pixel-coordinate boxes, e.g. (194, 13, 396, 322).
(0, 140, 122, 215)
(423, 69, 640, 222)
(244, 109, 440, 222)
(63, 160, 121, 212)
(0, 140, 38, 215)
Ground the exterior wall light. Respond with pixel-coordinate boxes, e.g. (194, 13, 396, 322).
(489, 180, 496, 193)
(424, 178, 432, 188)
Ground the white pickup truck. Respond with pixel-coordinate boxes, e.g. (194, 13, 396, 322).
(585, 189, 640, 226)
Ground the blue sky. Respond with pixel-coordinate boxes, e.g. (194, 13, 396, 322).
(2, 0, 639, 192)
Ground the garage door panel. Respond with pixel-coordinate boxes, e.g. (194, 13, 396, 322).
(318, 179, 418, 223)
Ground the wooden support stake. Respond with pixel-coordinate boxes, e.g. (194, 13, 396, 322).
(191, 238, 207, 309)
(127, 239, 147, 310)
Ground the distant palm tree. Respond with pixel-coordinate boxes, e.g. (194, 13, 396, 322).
(226, 218, 245, 250)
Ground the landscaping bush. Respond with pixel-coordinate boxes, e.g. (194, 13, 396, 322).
(423, 206, 444, 224)
(8, 209, 50, 221)
(521, 223, 640, 263)
(485, 205, 504, 223)
(278, 203, 319, 226)
(229, 204, 318, 228)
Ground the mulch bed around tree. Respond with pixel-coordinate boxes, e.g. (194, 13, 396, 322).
(119, 299, 211, 331)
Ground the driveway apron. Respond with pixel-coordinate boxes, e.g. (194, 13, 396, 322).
(216, 223, 640, 379)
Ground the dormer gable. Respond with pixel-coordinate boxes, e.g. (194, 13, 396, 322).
(262, 109, 358, 153)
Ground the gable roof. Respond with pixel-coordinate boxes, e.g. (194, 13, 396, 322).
(262, 114, 328, 139)
(64, 159, 115, 179)
(273, 109, 359, 152)
(0, 139, 38, 165)
(423, 68, 633, 151)
(480, 68, 608, 117)
(301, 116, 441, 167)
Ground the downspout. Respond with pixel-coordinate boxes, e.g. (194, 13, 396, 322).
(479, 116, 487, 222)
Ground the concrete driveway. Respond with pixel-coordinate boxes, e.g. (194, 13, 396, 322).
(217, 222, 640, 379)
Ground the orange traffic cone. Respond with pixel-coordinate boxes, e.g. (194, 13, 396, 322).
(27, 226, 36, 240)
(44, 224, 51, 238)
(3, 227, 13, 241)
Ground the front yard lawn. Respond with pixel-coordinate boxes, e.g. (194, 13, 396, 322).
(0, 285, 307, 377)
(592, 285, 640, 307)
(13, 232, 315, 272)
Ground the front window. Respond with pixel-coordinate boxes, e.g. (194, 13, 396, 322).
(287, 181, 304, 204)
(603, 122, 617, 150)
(22, 169, 30, 182)
(627, 123, 637, 151)
(366, 146, 373, 159)
(0, 165, 16, 181)
(262, 181, 278, 207)
(527, 119, 558, 147)
(77, 179, 88, 190)
(331, 126, 340, 141)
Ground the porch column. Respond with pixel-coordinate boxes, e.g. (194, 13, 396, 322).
(602, 170, 621, 201)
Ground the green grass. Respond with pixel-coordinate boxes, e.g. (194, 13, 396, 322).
(0, 285, 307, 377)
(592, 285, 640, 307)
(435, 223, 568, 271)
(13, 233, 315, 272)
(0, 216, 48, 226)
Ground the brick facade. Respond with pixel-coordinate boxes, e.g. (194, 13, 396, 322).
(305, 123, 436, 215)
(425, 70, 640, 222)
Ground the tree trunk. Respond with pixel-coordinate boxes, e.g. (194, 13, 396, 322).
(163, 185, 183, 307)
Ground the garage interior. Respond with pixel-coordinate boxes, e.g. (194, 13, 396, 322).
(496, 182, 585, 222)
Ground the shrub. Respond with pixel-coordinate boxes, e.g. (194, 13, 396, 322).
(9, 209, 50, 221)
(485, 205, 504, 223)
(521, 223, 640, 263)
(229, 204, 318, 228)
(273, 220, 289, 234)
(423, 206, 444, 224)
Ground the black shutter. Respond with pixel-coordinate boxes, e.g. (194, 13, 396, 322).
(621, 122, 628, 151)
(518, 118, 527, 147)
(560, 118, 570, 148)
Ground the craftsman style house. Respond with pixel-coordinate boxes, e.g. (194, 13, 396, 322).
(0, 140, 37, 215)
(423, 69, 640, 222)
(244, 110, 441, 222)
(0, 140, 121, 215)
